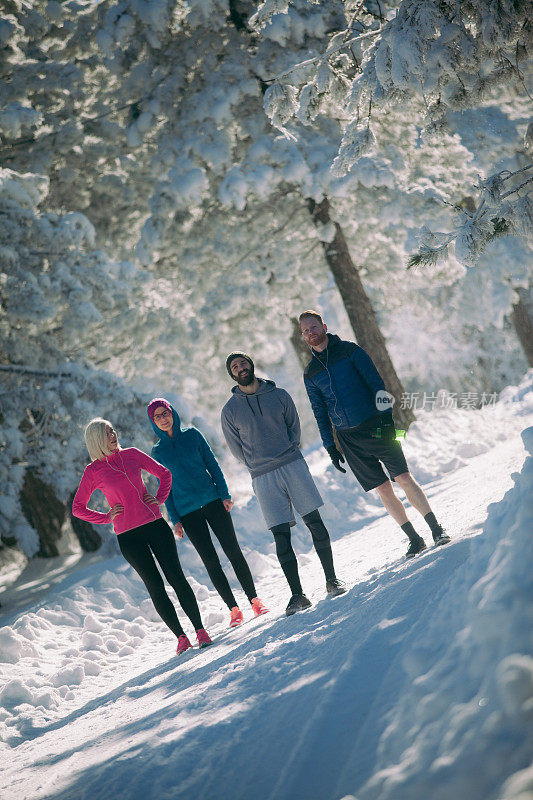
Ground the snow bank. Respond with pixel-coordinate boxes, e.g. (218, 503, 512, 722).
(402, 372, 533, 483)
(0, 375, 531, 800)
(0, 564, 150, 739)
(353, 424, 533, 800)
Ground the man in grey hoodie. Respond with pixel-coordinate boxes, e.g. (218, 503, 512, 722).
(221, 352, 346, 616)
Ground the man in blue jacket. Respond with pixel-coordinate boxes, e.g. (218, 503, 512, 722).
(221, 352, 346, 616)
(299, 310, 450, 558)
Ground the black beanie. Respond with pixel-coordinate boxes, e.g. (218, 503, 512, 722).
(226, 352, 254, 378)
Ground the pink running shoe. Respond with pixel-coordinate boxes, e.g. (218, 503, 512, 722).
(196, 628, 212, 648)
(176, 634, 192, 655)
(251, 597, 269, 617)
(229, 607, 243, 628)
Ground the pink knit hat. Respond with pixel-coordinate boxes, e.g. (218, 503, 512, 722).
(147, 397, 173, 422)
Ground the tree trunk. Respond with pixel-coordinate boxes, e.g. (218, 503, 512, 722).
(290, 316, 312, 370)
(19, 470, 66, 557)
(307, 197, 415, 430)
(229, 0, 414, 429)
(511, 289, 533, 367)
(68, 491, 102, 552)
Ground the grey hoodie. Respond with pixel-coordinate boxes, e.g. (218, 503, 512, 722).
(221, 379, 303, 478)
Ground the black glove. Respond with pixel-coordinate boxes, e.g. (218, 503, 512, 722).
(327, 445, 346, 473)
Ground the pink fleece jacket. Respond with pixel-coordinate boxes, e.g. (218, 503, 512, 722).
(72, 447, 172, 535)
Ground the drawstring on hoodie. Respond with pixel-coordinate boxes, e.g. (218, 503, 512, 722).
(230, 379, 272, 414)
(105, 450, 158, 519)
(245, 395, 263, 416)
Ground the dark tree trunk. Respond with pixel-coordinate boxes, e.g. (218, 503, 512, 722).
(228, 0, 414, 429)
(19, 472, 102, 555)
(307, 197, 416, 429)
(511, 289, 533, 367)
(290, 316, 312, 370)
(68, 491, 102, 552)
(20, 470, 65, 557)
(228, 0, 250, 32)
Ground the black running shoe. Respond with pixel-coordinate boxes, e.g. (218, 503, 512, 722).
(433, 527, 451, 546)
(406, 536, 427, 559)
(326, 578, 347, 597)
(285, 594, 312, 616)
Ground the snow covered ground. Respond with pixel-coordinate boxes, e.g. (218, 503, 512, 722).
(1, 374, 532, 800)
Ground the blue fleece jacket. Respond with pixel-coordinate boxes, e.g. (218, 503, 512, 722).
(149, 404, 230, 523)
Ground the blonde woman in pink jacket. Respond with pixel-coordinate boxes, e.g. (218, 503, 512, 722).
(72, 418, 212, 655)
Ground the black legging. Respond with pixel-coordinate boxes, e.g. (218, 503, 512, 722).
(271, 510, 336, 595)
(271, 524, 303, 596)
(117, 518, 203, 637)
(181, 499, 257, 609)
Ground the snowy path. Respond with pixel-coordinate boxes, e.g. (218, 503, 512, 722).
(1, 428, 530, 800)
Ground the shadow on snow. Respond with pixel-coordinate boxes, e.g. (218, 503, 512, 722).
(24, 538, 481, 800)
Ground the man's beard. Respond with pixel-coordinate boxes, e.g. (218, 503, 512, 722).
(309, 331, 327, 348)
(236, 367, 255, 386)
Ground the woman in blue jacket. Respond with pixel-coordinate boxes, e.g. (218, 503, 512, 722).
(147, 398, 268, 627)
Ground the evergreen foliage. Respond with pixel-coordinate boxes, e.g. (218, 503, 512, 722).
(0, 0, 530, 553)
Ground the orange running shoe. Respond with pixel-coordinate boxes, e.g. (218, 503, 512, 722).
(251, 597, 269, 617)
(176, 634, 192, 655)
(229, 607, 243, 627)
(196, 628, 212, 648)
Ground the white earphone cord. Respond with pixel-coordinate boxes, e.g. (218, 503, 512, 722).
(313, 349, 343, 426)
(105, 452, 158, 519)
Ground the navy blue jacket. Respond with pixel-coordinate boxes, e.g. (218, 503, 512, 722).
(149, 404, 229, 523)
(303, 333, 387, 449)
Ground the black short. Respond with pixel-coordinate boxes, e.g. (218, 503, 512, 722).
(336, 419, 409, 492)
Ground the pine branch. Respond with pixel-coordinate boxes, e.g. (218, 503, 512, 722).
(265, 27, 382, 84)
(221, 203, 306, 272)
(300, 240, 321, 259)
(488, 217, 511, 238)
(500, 52, 533, 102)
(407, 244, 450, 270)
(408, 164, 533, 270)
(500, 175, 533, 201)
(345, 1, 368, 41)
(0, 60, 183, 156)
(406, 253, 427, 269)
(0, 364, 76, 378)
(472, 199, 486, 222)
(500, 164, 533, 182)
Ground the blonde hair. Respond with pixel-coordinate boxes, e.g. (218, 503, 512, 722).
(84, 418, 116, 461)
